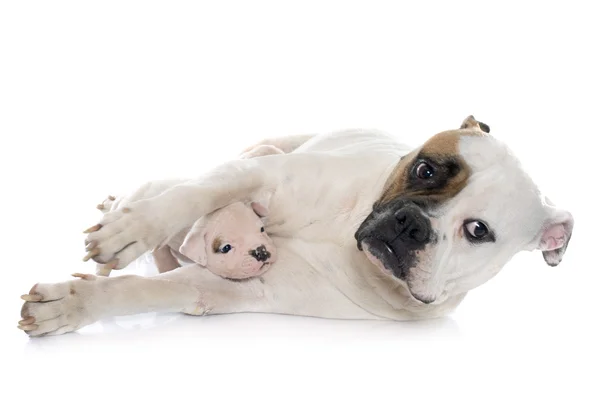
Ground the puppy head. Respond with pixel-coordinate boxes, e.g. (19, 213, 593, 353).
(180, 201, 277, 279)
(355, 116, 574, 304)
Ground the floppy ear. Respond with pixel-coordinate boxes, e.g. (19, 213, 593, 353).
(251, 201, 269, 218)
(537, 201, 574, 266)
(460, 115, 490, 134)
(179, 218, 208, 266)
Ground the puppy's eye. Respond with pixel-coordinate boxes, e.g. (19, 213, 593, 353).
(464, 220, 495, 243)
(415, 162, 435, 179)
(220, 244, 232, 253)
(260, 227, 265, 233)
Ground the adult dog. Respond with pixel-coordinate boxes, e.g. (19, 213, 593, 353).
(18, 116, 574, 336)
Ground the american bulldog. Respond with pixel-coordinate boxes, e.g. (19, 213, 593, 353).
(18, 116, 574, 336)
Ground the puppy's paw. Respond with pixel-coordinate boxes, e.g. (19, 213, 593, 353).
(18, 274, 100, 337)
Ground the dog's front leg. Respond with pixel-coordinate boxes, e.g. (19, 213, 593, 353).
(18, 264, 267, 337)
(84, 158, 279, 270)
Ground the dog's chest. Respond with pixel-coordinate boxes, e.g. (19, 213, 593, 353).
(264, 161, 391, 243)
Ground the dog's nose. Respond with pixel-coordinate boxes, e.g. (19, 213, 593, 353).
(394, 206, 431, 245)
(250, 245, 271, 262)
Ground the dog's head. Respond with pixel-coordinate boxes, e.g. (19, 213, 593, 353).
(355, 116, 574, 304)
(180, 201, 277, 279)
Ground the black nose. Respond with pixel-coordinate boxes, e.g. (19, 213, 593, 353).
(394, 206, 431, 245)
(250, 245, 271, 262)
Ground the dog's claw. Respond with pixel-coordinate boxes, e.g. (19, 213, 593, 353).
(19, 317, 35, 326)
(96, 204, 104, 210)
(83, 248, 100, 262)
(21, 294, 43, 302)
(108, 195, 116, 201)
(85, 241, 97, 252)
(83, 224, 102, 234)
(18, 324, 39, 331)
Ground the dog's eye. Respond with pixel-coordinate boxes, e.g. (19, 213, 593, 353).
(260, 227, 265, 233)
(415, 162, 435, 179)
(464, 220, 495, 243)
(220, 244, 232, 253)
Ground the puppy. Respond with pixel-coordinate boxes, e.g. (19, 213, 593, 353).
(92, 141, 290, 277)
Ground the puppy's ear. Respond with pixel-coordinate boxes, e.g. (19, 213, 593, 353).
(460, 115, 490, 134)
(179, 218, 208, 266)
(251, 201, 269, 218)
(537, 200, 574, 266)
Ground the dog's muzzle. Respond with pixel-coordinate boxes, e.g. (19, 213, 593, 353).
(355, 202, 433, 280)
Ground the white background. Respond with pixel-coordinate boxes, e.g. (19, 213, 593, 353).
(1, 1, 598, 402)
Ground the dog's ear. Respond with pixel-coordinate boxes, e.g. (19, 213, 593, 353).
(179, 218, 208, 266)
(536, 199, 574, 266)
(251, 201, 269, 218)
(460, 115, 490, 133)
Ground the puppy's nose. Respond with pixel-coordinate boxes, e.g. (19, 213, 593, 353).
(394, 206, 431, 245)
(250, 245, 271, 262)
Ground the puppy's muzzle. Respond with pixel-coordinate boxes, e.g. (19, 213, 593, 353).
(250, 245, 271, 262)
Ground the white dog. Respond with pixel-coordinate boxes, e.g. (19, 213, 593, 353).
(18, 116, 573, 336)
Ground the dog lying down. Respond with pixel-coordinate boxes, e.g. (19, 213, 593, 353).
(95, 197, 277, 280)
(18, 117, 575, 337)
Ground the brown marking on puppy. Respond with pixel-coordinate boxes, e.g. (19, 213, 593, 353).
(378, 116, 489, 205)
(212, 237, 222, 253)
(122, 207, 131, 213)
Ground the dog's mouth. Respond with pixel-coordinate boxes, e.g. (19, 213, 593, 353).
(359, 237, 411, 280)
(359, 238, 436, 304)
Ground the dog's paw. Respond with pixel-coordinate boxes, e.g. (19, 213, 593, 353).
(83, 199, 168, 269)
(18, 274, 99, 337)
(96, 195, 117, 213)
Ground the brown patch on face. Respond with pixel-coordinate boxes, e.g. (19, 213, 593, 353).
(378, 130, 472, 205)
(212, 237, 222, 253)
(379, 149, 419, 205)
